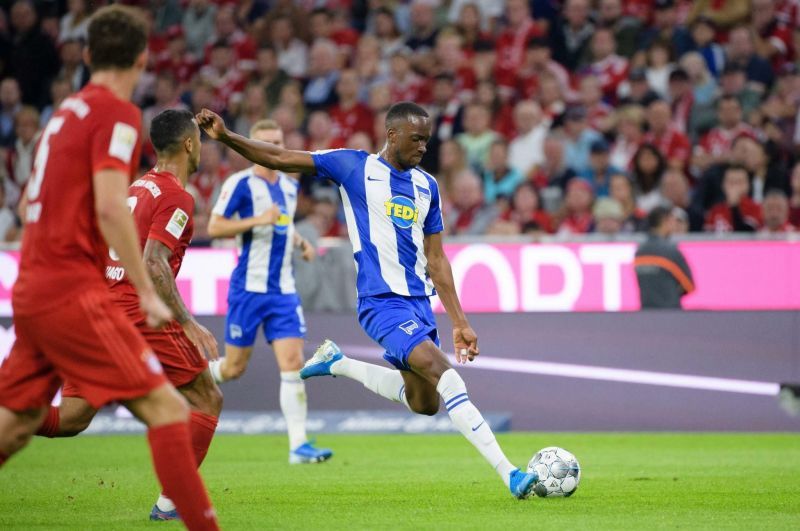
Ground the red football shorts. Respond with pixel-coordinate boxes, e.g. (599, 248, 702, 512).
(61, 318, 207, 399)
(0, 289, 167, 411)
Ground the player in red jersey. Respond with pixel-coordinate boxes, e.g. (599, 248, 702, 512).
(34, 109, 224, 522)
(0, 7, 218, 531)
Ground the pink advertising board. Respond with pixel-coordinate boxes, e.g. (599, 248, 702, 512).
(0, 241, 797, 315)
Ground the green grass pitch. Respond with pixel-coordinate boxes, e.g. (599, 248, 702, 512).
(1, 433, 798, 529)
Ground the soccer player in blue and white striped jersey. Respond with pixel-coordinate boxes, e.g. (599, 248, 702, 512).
(196, 103, 538, 498)
(206, 120, 332, 464)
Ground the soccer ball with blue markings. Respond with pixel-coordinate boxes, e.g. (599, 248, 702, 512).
(527, 447, 581, 498)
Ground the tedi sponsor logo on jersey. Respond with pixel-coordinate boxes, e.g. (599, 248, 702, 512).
(274, 206, 290, 235)
(384, 195, 418, 229)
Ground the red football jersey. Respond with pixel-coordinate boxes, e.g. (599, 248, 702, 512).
(13, 83, 142, 315)
(106, 169, 194, 317)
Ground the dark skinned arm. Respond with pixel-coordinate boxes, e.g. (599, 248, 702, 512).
(424, 232, 479, 364)
(196, 109, 316, 174)
(143, 238, 219, 359)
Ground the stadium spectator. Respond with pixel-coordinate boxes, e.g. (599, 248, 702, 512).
(632, 143, 668, 213)
(719, 63, 763, 120)
(508, 100, 547, 179)
(556, 178, 595, 234)
(514, 37, 573, 102)
(232, 83, 269, 137)
(693, 96, 757, 172)
(453, 2, 493, 52)
(666, 68, 697, 135)
(432, 29, 476, 99)
(152, 0, 182, 34)
(760, 189, 795, 233)
(456, 103, 498, 170)
(750, 0, 793, 70)
(610, 105, 646, 170)
(679, 53, 717, 107)
(635, 205, 695, 309)
(643, 40, 673, 100)
(436, 139, 468, 197)
(580, 139, 623, 197)
(39, 76, 70, 127)
(405, 0, 439, 53)
(643, 99, 691, 169)
(9, 0, 59, 107)
(578, 76, 614, 134)
(182, 0, 217, 56)
(537, 72, 568, 120)
(7, 103, 36, 190)
(530, 134, 576, 190)
(198, 41, 247, 113)
(189, 142, 229, 241)
(687, 0, 750, 31)
(447, 0, 503, 31)
(329, 69, 374, 145)
(495, 0, 543, 75)
(561, 105, 603, 174)
(734, 135, 790, 202)
(639, 0, 693, 59)
(592, 197, 626, 236)
(269, 14, 308, 78)
(790, 162, 800, 226)
(474, 81, 514, 139)
(251, 45, 290, 109)
(726, 25, 775, 93)
(208, 5, 257, 71)
(388, 48, 428, 104)
(690, 16, 725, 77)
(303, 39, 340, 110)
(445, 169, 498, 236)
(609, 173, 647, 232)
(58, 0, 90, 43)
(483, 139, 524, 203)
(154, 25, 199, 88)
(550, 0, 594, 71)
(596, 0, 642, 58)
(0, 77, 21, 147)
(353, 35, 389, 101)
(490, 181, 553, 235)
(0, 183, 17, 241)
(57, 38, 89, 94)
(705, 164, 763, 232)
(617, 67, 660, 107)
(372, 7, 405, 59)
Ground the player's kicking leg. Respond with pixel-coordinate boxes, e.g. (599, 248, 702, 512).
(302, 339, 538, 499)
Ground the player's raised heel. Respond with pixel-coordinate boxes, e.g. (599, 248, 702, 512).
(299, 340, 344, 380)
(509, 468, 539, 499)
(149, 504, 180, 521)
(289, 442, 334, 464)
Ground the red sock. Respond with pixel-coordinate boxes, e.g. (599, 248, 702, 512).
(35, 407, 60, 437)
(190, 411, 218, 468)
(147, 422, 219, 531)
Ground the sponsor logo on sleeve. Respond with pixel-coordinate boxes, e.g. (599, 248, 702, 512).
(108, 122, 138, 164)
(165, 208, 189, 239)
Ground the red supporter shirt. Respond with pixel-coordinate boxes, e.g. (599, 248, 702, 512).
(643, 127, 691, 164)
(107, 169, 194, 318)
(329, 102, 374, 143)
(13, 84, 142, 315)
(495, 19, 544, 73)
(586, 55, 629, 102)
(705, 197, 763, 232)
(697, 123, 757, 158)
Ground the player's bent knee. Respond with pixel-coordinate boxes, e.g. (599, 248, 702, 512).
(127, 384, 190, 428)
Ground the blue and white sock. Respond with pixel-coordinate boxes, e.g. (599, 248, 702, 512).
(437, 368, 516, 486)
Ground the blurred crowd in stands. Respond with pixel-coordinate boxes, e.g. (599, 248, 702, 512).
(1, 0, 800, 244)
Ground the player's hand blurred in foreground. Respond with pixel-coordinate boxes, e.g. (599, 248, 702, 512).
(299, 238, 316, 262)
(453, 326, 479, 364)
(195, 109, 227, 140)
(139, 289, 173, 329)
(254, 204, 281, 226)
(182, 319, 220, 360)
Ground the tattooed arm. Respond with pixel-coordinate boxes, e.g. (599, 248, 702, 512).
(144, 239, 219, 359)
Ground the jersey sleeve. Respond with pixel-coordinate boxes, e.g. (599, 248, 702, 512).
(211, 176, 246, 218)
(310, 149, 364, 185)
(423, 178, 444, 235)
(148, 191, 194, 251)
(91, 102, 142, 177)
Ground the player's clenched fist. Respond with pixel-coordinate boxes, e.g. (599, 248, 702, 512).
(195, 109, 226, 140)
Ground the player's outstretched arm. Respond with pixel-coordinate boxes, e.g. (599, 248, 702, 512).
(196, 109, 316, 174)
(94, 169, 172, 328)
(143, 238, 219, 360)
(207, 205, 281, 238)
(424, 232, 479, 364)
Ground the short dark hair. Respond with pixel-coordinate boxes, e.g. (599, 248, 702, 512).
(150, 109, 196, 154)
(88, 5, 148, 71)
(647, 205, 672, 232)
(385, 101, 429, 127)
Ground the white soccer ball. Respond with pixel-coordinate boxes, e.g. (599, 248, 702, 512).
(527, 446, 581, 498)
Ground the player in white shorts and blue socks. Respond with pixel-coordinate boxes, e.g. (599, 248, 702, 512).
(206, 119, 331, 464)
(197, 103, 538, 497)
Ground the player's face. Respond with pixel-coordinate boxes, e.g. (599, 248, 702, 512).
(388, 116, 431, 169)
(252, 128, 285, 148)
